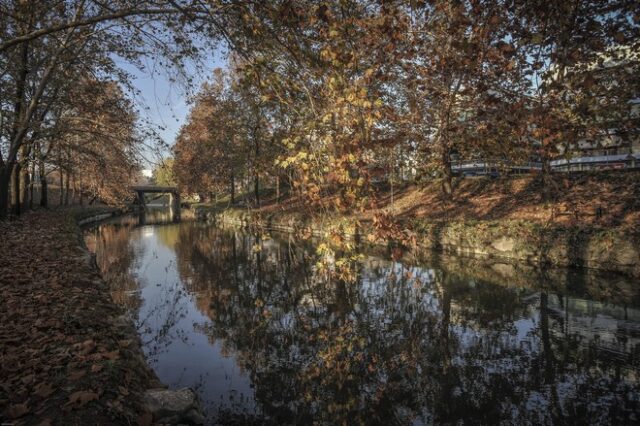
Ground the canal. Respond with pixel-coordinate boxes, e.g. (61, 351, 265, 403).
(84, 210, 640, 425)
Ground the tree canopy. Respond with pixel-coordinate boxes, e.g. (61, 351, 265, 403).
(1, 0, 638, 218)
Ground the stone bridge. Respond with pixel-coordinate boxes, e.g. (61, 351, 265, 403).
(131, 185, 180, 219)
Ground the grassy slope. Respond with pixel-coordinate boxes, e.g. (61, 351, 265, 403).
(201, 170, 640, 229)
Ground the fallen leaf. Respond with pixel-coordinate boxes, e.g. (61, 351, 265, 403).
(137, 412, 153, 426)
(34, 382, 55, 398)
(7, 403, 28, 419)
(104, 350, 120, 360)
(21, 374, 35, 385)
(68, 370, 86, 380)
(67, 390, 99, 407)
(80, 339, 96, 355)
(91, 363, 103, 373)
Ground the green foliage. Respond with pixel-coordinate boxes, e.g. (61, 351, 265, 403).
(152, 158, 177, 187)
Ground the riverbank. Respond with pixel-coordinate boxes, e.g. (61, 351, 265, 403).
(0, 208, 159, 424)
(196, 172, 640, 277)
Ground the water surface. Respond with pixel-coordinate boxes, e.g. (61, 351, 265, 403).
(85, 211, 640, 425)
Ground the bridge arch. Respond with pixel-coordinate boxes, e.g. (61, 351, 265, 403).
(131, 185, 181, 220)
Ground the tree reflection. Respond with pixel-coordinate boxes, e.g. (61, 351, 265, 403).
(85, 221, 142, 311)
(166, 225, 640, 424)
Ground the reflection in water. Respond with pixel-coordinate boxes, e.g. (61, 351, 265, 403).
(85, 214, 640, 425)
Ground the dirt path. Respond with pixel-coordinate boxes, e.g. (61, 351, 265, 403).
(0, 210, 158, 425)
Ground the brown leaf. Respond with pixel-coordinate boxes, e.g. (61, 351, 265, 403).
(80, 339, 96, 355)
(137, 412, 153, 426)
(34, 382, 55, 398)
(91, 363, 103, 373)
(67, 390, 99, 407)
(104, 350, 120, 360)
(7, 403, 29, 419)
(68, 370, 86, 381)
(21, 374, 35, 385)
(118, 385, 130, 396)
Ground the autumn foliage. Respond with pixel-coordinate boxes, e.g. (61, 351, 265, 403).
(1, 1, 638, 218)
(172, 1, 639, 213)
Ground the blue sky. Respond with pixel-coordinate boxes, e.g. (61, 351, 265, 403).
(119, 50, 227, 169)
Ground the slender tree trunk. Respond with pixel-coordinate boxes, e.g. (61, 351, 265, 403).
(64, 170, 70, 205)
(441, 146, 453, 197)
(79, 180, 84, 206)
(39, 158, 47, 208)
(390, 176, 394, 211)
(29, 159, 35, 209)
(541, 148, 554, 202)
(276, 176, 280, 204)
(11, 162, 20, 216)
(0, 165, 12, 219)
(59, 168, 63, 206)
(254, 175, 259, 207)
(254, 139, 260, 207)
(20, 159, 30, 211)
(230, 172, 235, 205)
(5, 31, 29, 218)
(71, 174, 76, 204)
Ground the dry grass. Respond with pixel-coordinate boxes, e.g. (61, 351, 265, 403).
(237, 170, 640, 228)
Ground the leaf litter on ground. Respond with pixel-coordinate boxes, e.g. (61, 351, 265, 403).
(0, 210, 159, 424)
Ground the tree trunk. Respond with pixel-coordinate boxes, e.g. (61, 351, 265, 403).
(0, 164, 12, 219)
(541, 151, 554, 202)
(39, 158, 48, 208)
(441, 148, 453, 197)
(254, 175, 259, 207)
(29, 160, 35, 210)
(390, 176, 394, 211)
(71, 174, 76, 204)
(59, 168, 63, 206)
(20, 160, 30, 211)
(230, 172, 235, 205)
(79, 180, 84, 206)
(11, 162, 20, 216)
(64, 170, 70, 205)
(254, 138, 260, 207)
(276, 176, 280, 204)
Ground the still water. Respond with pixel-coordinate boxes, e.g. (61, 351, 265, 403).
(85, 211, 640, 425)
